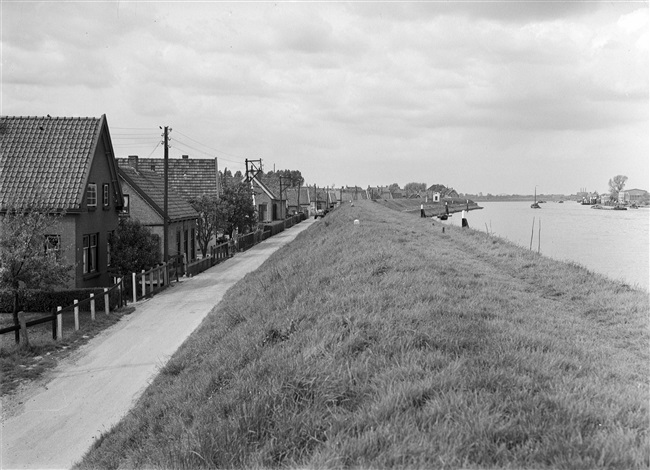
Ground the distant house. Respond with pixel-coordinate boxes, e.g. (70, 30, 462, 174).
(121, 155, 220, 202)
(341, 186, 367, 202)
(286, 187, 310, 215)
(249, 174, 286, 223)
(0, 115, 124, 288)
(427, 184, 459, 200)
(117, 156, 199, 263)
(327, 190, 339, 208)
(306, 186, 329, 214)
(620, 189, 649, 205)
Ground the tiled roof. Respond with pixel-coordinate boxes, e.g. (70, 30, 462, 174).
(0, 116, 103, 210)
(255, 174, 281, 200)
(285, 187, 310, 206)
(118, 165, 198, 221)
(117, 157, 218, 201)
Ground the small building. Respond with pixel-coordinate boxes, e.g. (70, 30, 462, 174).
(0, 115, 124, 288)
(117, 156, 199, 263)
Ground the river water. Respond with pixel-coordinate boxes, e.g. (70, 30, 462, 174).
(441, 201, 649, 291)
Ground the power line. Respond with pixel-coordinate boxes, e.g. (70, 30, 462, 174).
(172, 138, 244, 165)
(173, 129, 254, 162)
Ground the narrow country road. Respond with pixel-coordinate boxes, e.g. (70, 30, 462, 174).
(1, 219, 315, 470)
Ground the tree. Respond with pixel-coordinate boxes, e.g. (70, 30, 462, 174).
(273, 169, 304, 187)
(608, 175, 628, 201)
(388, 183, 401, 193)
(0, 204, 71, 335)
(190, 194, 223, 257)
(108, 218, 161, 277)
(404, 182, 427, 197)
(219, 180, 256, 238)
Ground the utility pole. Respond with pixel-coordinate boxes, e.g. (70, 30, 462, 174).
(163, 126, 169, 265)
(278, 175, 294, 219)
(279, 176, 283, 219)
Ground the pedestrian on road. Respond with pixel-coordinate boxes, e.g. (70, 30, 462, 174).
(420, 203, 426, 218)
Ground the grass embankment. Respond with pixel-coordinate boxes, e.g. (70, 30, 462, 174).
(77, 200, 649, 469)
(0, 307, 134, 396)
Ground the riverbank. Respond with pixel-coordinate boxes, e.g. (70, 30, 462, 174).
(77, 200, 649, 469)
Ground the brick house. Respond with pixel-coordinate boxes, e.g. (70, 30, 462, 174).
(117, 156, 199, 263)
(0, 115, 124, 288)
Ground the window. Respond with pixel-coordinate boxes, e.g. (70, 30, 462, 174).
(103, 183, 110, 207)
(44, 234, 61, 259)
(121, 194, 130, 215)
(83, 233, 98, 274)
(87, 183, 97, 208)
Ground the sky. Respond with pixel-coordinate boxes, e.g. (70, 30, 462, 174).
(1, 1, 648, 195)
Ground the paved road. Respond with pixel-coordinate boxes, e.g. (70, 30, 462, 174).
(1, 219, 315, 469)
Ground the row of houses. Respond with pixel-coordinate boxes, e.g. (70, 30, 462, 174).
(0, 115, 335, 290)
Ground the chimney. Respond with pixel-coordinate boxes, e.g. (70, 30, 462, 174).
(128, 155, 139, 171)
(182, 154, 189, 159)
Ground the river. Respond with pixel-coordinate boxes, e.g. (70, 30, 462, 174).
(441, 201, 649, 291)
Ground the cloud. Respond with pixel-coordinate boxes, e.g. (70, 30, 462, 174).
(1, 1, 646, 193)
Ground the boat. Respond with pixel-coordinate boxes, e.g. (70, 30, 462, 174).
(531, 187, 541, 209)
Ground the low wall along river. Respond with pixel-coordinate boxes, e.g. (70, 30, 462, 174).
(441, 201, 649, 291)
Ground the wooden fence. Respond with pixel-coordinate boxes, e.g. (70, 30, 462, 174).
(0, 277, 126, 344)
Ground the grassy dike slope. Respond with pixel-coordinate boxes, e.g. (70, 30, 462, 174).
(78, 200, 649, 469)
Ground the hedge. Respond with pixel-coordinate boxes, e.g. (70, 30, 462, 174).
(0, 288, 121, 314)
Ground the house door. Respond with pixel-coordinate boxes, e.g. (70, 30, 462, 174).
(272, 203, 278, 220)
(258, 204, 267, 222)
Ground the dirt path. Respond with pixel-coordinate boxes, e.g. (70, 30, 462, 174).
(1, 219, 315, 470)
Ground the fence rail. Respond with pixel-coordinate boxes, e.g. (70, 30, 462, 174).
(1, 277, 126, 343)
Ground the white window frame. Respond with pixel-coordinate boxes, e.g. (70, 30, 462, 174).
(103, 183, 110, 207)
(87, 183, 97, 207)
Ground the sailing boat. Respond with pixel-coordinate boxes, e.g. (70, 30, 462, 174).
(531, 187, 541, 209)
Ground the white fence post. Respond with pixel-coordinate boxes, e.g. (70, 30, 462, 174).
(90, 293, 96, 321)
(163, 261, 169, 286)
(149, 269, 154, 292)
(74, 299, 79, 331)
(104, 288, 109, 315)
(56, 306, 63, 340)
(132, 272, 137, 303)
(141, 270, 146, 297)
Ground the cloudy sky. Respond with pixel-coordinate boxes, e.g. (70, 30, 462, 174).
(1, 1, 647, 195)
